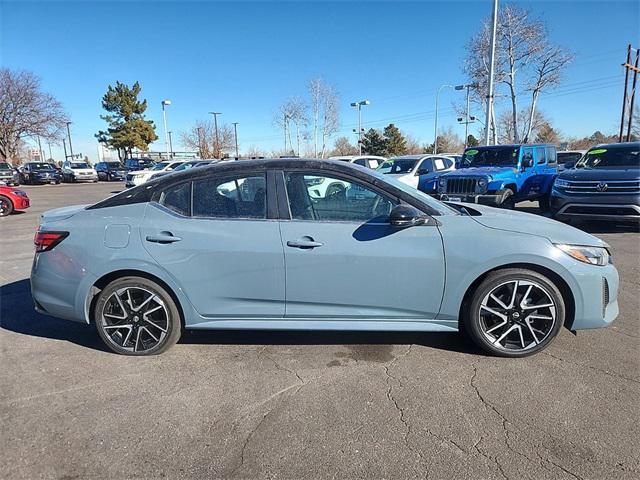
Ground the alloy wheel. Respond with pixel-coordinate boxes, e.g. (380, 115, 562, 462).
(478, 280, 557, 352)
(100, 287, 169, 353)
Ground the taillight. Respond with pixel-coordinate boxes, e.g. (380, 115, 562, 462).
(34, 231, 69, 252)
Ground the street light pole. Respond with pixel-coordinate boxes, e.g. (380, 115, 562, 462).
(62, 138, 68, 161)
(484, 0, 499, 146)
(161, 100, 171, 159)
(455, 84, 474, 148)
(209, 112, 222, 158)
(168, 131, 173, 158)
(434, 85, 453, 154)
(66, 122, 74, 159)
(47, 141, 53, 161)
(232, 122, 239, 158)
(350, 100, 370, 155)
(37, 136, 44, 161)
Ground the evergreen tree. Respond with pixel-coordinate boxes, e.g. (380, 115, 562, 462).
(383, 123, 407, 156)
(467, 134, 479, 147)
(361, 128, 386, 156)
(95, 81, 158, 160)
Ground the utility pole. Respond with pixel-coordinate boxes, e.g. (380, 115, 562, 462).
(66, 122, 74, 159)
(283, 114, 289, 153)
(197, 127, 204, 158)
(63, 138, 68, 161)
(619, 44, 639, 142)
(47, 141, 53, 161)
(209, 112, 221, 158)
(168, 131, 173, 158)
(232, 122, 239, 158)
(484, 0, 499, 146)
(434, 85, 453, 154)
(37, 136, 44, 161)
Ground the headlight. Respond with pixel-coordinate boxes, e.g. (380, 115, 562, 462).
(304, 177, 325, 186)
(11, 190, 28, 197)
(438, 178, 446, 187)
(554, 178, 570, 188)
(555, 244, 611, 266)
(477, 178, 487, 187)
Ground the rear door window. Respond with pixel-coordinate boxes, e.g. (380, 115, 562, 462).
(193, 174, 266, 219)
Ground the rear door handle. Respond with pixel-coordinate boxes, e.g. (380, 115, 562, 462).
(145, 232, 182, 244)
(287, 237, 323, 249)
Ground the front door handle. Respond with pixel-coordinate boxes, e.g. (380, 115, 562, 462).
(287, 237, 323, 249)
(146, 232, 182, 244)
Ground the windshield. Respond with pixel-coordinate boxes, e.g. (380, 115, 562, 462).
(70, 162, 90, 169)
(367, 168, 458, 215)
(106, 162, 123, 169)
(578, 146, 639, 168)
(152, 162, 170, 171)
(31, 163, 56, 171)
(377, 158, 418, 174)
(0, 162, 11, 170)
(462, 147, 519, 167)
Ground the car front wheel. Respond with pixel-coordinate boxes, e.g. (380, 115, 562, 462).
(0, 195, 14, 216)
(463, 268, 564, 357)
(94, 276, 182, 355)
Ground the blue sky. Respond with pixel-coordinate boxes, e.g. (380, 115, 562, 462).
(2, 0, 638, 160)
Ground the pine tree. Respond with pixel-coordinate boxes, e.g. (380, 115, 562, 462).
(95, 81, 158, 160)
(361, 128, 386, 156)
(383, 123, 407, 156)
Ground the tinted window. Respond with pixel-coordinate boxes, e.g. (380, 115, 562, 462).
(416, 159, 432, 175)
(536, 147, 547, 165)
(159, 182, 191, 216)
(193, 174, 266, 219)
(0, 162, 11, 170)
(557, 152, 582, 164)
(378, 158, 418, 174)
(31, 163, 55, 171)
(285, 172, 396, 222)
(354, 158, 367, 167)
(579, 146, 639, 168)
(546, 147, 557, 165)
(463, 147, 519, 167)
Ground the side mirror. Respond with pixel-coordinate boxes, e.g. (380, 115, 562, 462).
(389, 204, 427, 228)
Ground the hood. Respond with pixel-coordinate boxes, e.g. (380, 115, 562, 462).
(41, 204, 89, 223)
(445, 166, 516, 179)
(457, 203, 606, 247)
(558, 167, 640, 181)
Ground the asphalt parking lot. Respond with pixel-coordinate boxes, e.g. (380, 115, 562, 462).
(1, 182, 638, 479)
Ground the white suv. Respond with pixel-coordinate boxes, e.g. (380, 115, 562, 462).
(125, 160, 185, 188)
(377, 155, 456, 188)
(328, 155, 387, 170)
(62, 161, 98, 183)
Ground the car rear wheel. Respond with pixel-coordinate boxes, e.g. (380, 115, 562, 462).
(463, 268, 564, 357)
(0, 195, 14, 216)
(94, 276, 182, 356)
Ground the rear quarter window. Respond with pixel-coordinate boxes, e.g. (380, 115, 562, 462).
(159, 182, 192, 216)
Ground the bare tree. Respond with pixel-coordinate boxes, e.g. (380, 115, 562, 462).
(180, 120, 235, 158)
(274, 97, 308, 155)
(497, 107, 549, 144)
(330, 136, 358, 156)
(308, 77, 340, 158)
(245, 145, 266, 159)
(463, 4, 571, 143)
(404, 135, 424, 154)
(0, 68, 69, 163)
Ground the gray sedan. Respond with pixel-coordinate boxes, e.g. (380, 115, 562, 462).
(31, 159, 618, 356)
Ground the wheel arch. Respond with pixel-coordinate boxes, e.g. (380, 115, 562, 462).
(458, 262, 576, 331)
(88, 269, 186, 328)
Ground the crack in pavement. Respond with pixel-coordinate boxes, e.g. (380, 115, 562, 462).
(543, 351, 640, 385)
(382, 345, 432, 477)
(229, 346, 308, 477)
(470, 361, 586, 480)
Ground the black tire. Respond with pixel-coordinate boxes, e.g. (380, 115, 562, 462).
(538, 194, 551, 213)
(106, 173, 111, 182)
(94, 276, 182, 356)
(500, 189, 515, 209)
(0, 195, 14, 216)
(463, 268, 565, 357)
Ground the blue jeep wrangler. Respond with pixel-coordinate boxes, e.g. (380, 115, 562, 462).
(436, 144, 558, 209)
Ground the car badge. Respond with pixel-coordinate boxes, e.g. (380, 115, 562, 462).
(596, 182, 608, 192)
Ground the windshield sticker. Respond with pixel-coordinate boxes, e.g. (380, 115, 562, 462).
(587, 148, 607, 155)
(466, 149, 479, 156)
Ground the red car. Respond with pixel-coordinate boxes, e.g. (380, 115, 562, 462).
(0, 185, 30, 216)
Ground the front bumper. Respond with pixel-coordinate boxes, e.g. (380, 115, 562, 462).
(10, 195, 30, 209)
(568, 262, 619, 330)
(71, 174, 98, 182)
(31, 174, 61, 184)
(437, 193, 503, 207)
(550, 190, 640, 222)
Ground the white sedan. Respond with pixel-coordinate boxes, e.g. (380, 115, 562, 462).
(125, 160, 185, 188)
